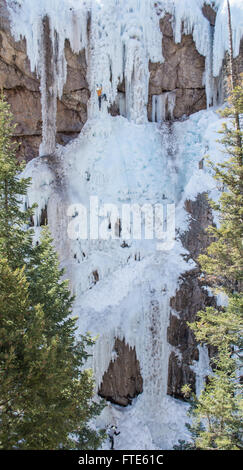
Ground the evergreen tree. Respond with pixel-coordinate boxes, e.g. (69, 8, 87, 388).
(0, 93, 104, 449)
(0, 260, 47, 448)
(199, 83, 243, 293)
(177, 80, 243, 450)
(190, 347, 243, 450)
(0, 93, 34, 268)
(178, 324, 243, 450)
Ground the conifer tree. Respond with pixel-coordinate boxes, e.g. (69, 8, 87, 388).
(177, 79, 243, 450)
(198, 83, 243, 293)
(0, 94, 34, 268)
(0, 93, 104, 449)
(0, 260, 43, 448)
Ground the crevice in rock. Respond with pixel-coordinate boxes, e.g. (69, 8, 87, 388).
(39, 205, 48, 226)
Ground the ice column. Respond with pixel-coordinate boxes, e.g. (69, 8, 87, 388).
(39, 15, 58, 156)
(152, 91, 176, 122)
(6, 1, 90, 155)
(87, 0, 163, 122)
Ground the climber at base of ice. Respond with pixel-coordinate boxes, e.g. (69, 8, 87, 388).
(96, 85, 107, 110)
(107, 425, 120, 450)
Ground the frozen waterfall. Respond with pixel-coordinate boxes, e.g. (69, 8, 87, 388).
(5, 0, 243, 450)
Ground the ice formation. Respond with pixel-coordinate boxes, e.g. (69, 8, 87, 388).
(213, 0, 243, 77)
(21, 108, 225, 449)
(151, 92, 176, 122)
(5, 0, 243, 450)
(6, 0, 243, 151)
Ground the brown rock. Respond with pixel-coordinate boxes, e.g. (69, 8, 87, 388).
(64, 42, 88, 92)
(4, 87, 42, 136)
(167, 193, 217, 400)
(1, 2, 243, 158)
(98, 338, 143, 406)
(0, 1, 89, 161)
(167, 351, 196, 399)
(202, 3, 217, 26)
(182, 193, 215, 260)
(147, 15, 206, 121)
(14, 135, 42, 163)
(147, 88, 206, 121)
(107, 14, 207, 120)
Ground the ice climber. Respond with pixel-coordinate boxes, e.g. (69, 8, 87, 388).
(107, 425, 120, 450)
(96, 85, 107, 110)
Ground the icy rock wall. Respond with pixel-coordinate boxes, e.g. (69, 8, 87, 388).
(0, 0, 89, 160)
(6, 0, 90, 154)
(19, 107, 226, 449)
(5, 0, 243, 155)
(87, 0, 163, 123)
(3, 0, 243, 449)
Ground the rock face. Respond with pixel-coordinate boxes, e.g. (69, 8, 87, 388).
(108, 14, 207, 121)
(1, 2, 243, 161)
(98, 338, 143, 406)
(0, 0, 89, 161)
(148, 14, 206, 121)
(202, 3, 217, 26)
(0, 0, 209, 162)
(167, 193, 217, 399)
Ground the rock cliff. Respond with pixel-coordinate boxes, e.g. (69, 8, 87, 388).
(1, 1, 212, 161)
(0, 0, 89, 161)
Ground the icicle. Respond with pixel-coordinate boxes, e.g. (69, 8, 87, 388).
(167, 91, 176, 119)
(6, 0, 91, 155)
(117, 92, 126, 117)
(6, 1, 243, 127)
(152, 95, 157, 122)
(86, 0, 163, 122)
(152, 91, 176, 122)
(157, 94, 168, 122)
(213, 0, 243, 78)
(192, 345, 211, 396)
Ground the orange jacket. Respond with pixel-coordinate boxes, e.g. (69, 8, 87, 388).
(96, 87, 102, 97)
